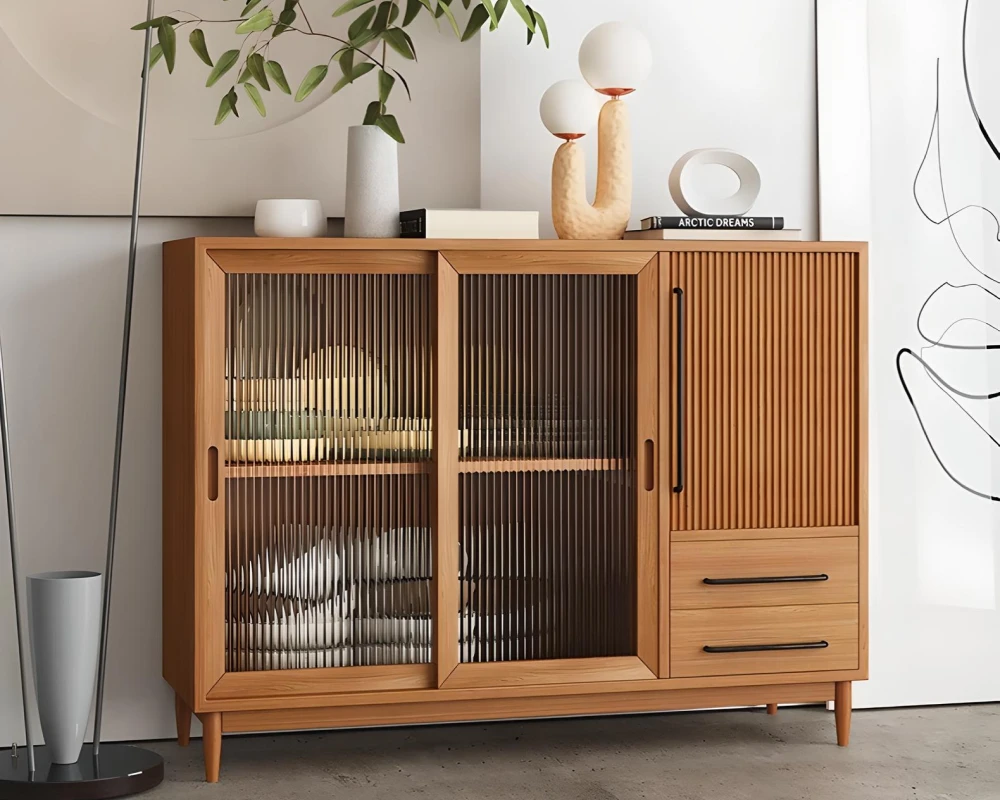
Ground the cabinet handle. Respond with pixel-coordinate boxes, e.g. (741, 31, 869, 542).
(672, 287, 685, 494)
(207, 446, 219, 502)
(644, 439, 655, 491)
(702, 574, 829, 586)
(703, 641, 829, 654)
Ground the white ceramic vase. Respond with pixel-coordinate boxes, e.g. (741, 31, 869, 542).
(344, 125, 399, 238)
(27, 570, 103, 764)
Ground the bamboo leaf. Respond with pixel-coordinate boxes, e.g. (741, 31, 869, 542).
(206, 49, 240, 86)
(295, 64, 328, 101)
(274, 6, 296, 35)
(240, 0, 263, 16)
(378, 69, 395, 103)
(131, 16, 178, 30)
(235, 8, 273, 33)
(248, 52, 270, 89)
(237, 64, 252, 83)
(339, 47, 355, 74)
(492, 0, 507, 26)
(461, 4, 488, 40)
(480, 0, 499, 28)
(391, 67, 411, 100)
(530, 7, 548, 46)
(383, 27, 416, 59)
(330, 61, 374, 94)
(348, 5, 377, 39)
(403, 0, 422, 26)
(142, 43, 163, 77)
(375, 113, 404, 143)
(332, 0, 374, 16)
(188, 28, 213, 67)
(244, 82, 266, 116)
(373, 1, 393, 33)
(157, 22, 176, 74)
(437, 0, 460, 36)
(215, 88, 239, 125)
(508, 0, 533, 30)
(265, 60, 291, 93)
(363, 100, 381, 125)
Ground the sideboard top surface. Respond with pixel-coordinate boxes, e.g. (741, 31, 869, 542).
(166, 237, 867, 255)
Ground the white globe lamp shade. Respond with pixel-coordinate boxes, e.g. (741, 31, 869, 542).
(539, 80, 603, 140)
(578, 21, 653, 96)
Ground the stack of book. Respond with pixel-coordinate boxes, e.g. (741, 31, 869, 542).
(400, 209, 539, 239)
(624, 215, 800, 241)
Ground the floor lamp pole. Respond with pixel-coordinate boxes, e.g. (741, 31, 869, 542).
(0, 333, 35, 774)
(92, 0, 156, 755)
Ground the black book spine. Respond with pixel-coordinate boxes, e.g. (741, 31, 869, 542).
(642, 216, 785, 230)
(399, 210, 427, 238)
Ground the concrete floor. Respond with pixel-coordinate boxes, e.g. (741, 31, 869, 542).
(143, 704, 1000, 799)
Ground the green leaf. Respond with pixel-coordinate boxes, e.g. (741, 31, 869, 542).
(131, 16, 178, 30)
(206, 49, 240, 86)
(383, 27, 416, 59)
(530, 7, 548, 46)
(330, 61, 374, 94)
(348, 5, 377, 39)
(372, 1, 393, 33)
(295, 64, 328, 101)
(363, 99, 381, 125)
(375, 113, 405, 143)
(237, 64, 252, 83)
(235, 8, 273, 33)
(391, 67, 411, 100)
(461, 4, 488, 40)
(244, 82, 266, 116)
(248, 52, 270, 89)
(274, 6, 296, 35)
(240, 0, 263, 16)
(265, 60, 291, 93)
(157, 22, 176, 74)
(332, 0, 374, 16)
(403, 0, 422, 26)
(378, 69, 395, 103)
(508, 0, 533, 30)
(437, 0, 460, 36)
(462, 0, 471, 7)
(338, 47, 354, 74)
(215, 88, 239, 125)
(480, 0, 499, 28)
(492, 0, 507, 26)
(142, 43, 163, 77)
(188, 28, 213, 67)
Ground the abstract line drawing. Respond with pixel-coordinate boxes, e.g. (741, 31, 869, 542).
(896, 0, 1000, 502)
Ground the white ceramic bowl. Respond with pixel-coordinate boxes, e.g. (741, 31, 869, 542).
(254, 199, 327, 238)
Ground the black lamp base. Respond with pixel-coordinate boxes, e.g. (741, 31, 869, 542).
(0, 744, 163, 799)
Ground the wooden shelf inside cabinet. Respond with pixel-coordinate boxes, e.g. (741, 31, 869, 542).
(458, 458, 626, 474)
(225, 461, 432, 479)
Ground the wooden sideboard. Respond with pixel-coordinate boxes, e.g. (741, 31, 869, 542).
(162, 239, 868, 782)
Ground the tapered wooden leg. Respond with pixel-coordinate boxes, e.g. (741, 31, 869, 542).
(175, 693, 192, 747)
(200, 712, 222, 783)
(835, 681, 852, 747)
(766, 703, 778, 715)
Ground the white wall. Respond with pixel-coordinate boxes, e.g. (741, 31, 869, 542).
(480, 0, 818, 239)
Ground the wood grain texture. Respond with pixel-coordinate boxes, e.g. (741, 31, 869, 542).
(175, 693, 192, 747)
(208, 249, 435, 274)
(442, 250, 654, 274)
(442, 656, 655, 689)
(857, 248, 869, 679)
(222, 682, 835, 733)
(666, 250, 860, 532)
(195, 254, 228, 704)
(671, 537, 859, 609)
(225, 462, 431, 478)
(671, 604, 859, 678)
(162, 239, 198, 709)
(435, 256, 460, 686)
(199, 712, 222, 783)
(207, 665, 434, 701)
(636, 262, 659, 673)
(835, 680, 852, 746)
(671, 525, 860, 542)
(766, 703, 778, 715)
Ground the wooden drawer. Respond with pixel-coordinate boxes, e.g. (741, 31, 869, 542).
(671, 537, 858, 609)
(671, 604, 859, 678)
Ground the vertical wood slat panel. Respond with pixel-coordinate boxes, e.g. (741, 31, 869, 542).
(668, 252, 859, 532)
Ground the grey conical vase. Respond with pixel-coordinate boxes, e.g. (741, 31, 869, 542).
(27, 570, 103, 764)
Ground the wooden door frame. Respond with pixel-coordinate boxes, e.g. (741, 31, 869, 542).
(436, 252, 659, 689)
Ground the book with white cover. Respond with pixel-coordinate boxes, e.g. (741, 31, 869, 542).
(624, 228, 802, 241)
(400, 209, 540, 239)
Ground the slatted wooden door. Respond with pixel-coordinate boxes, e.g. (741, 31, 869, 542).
(436, 251, 660, 688)
(662, 249, 861, 537)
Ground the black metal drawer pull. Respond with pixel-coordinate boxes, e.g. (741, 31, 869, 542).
(703, 641, 829, 654)
(702, 574, 829, 586)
